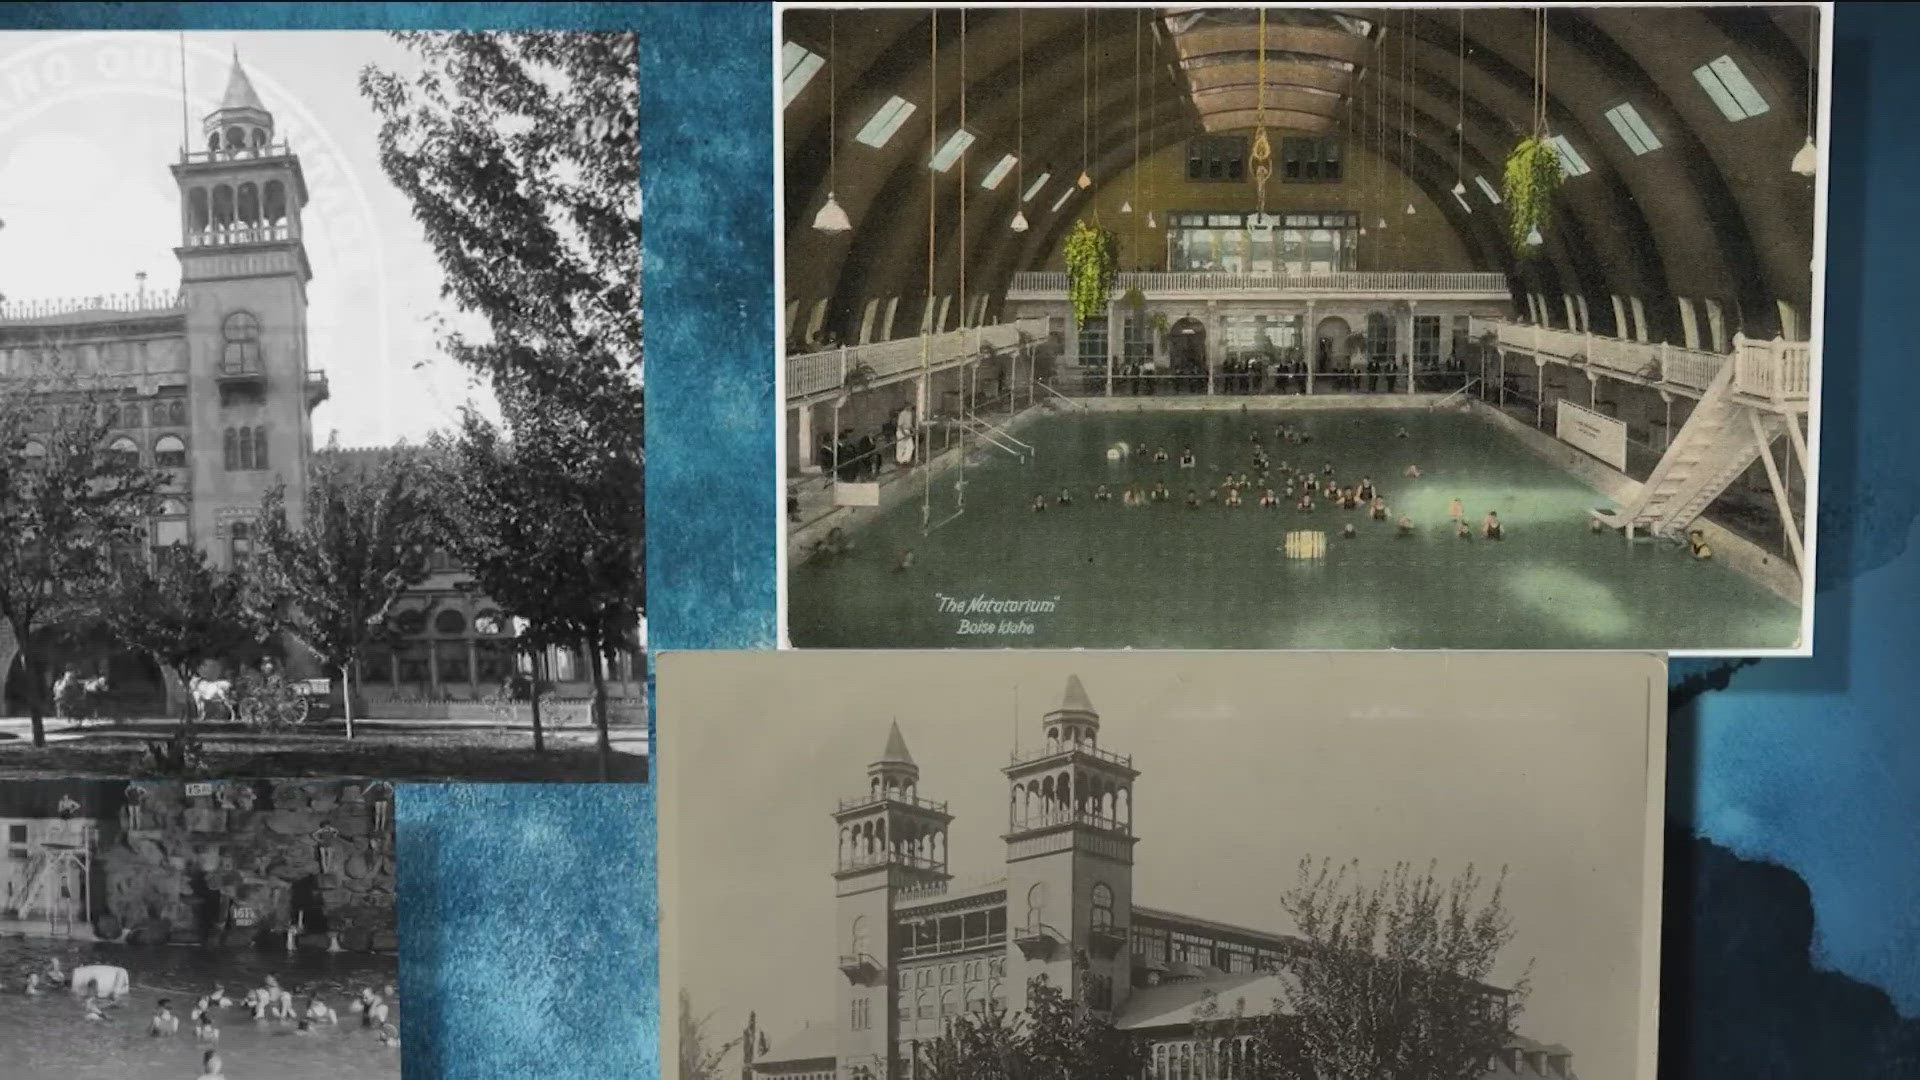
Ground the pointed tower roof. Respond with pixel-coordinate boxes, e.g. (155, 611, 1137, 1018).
(217, 50, 267, 114)
(1059, 675, 1095, 715)
(876, 720, 915, 767)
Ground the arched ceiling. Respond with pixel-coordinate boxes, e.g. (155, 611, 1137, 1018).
(782, 6, 1820, 346)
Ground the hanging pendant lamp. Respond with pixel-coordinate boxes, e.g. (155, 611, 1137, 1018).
(1377, 217, 1388, 230)
(814, 192, 852, 233)
(1077, 171, 1092, 190)
(1405, 203, 1417, 216)
(1146, 210, 1156, 229)
(1011, 209, 1030, 234)
(1120, 200, 1133, 214)
(1791, 138, 1817, 177)
(1525, 225, 1544, 247)
(1451, 180, 1467, 197)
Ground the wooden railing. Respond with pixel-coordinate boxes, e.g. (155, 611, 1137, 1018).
(1008, 270, 1510, 295)
(0, 290, 185, 322)
(787, 318, 1050, 402)
(1469, 318, 1730, 393)
(1733, 335, 1813, 404)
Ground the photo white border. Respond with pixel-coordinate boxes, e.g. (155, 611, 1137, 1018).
(771, 2, 1834, 658)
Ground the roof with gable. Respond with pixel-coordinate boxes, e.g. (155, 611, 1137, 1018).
(214, 52, 269, 117)
(875, 720, 915, 767)
(755, 1023, 838, 1067)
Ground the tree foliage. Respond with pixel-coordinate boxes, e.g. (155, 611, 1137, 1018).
(678, 989, 740, 1080)
(0, 371, 163, 746)
(245, 450, 436, 739)
(916, 975, 1144, 1080)
(1277, 857, 1527, 1080)
(99, 544, 260, 724)
(1064, 219, 1119, 326)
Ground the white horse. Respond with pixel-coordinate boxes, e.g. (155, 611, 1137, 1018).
(188, 677, 234, 723)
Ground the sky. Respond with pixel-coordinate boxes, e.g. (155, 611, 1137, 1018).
(0, 30, 493, 449)
(661, 651, 1663, 1080)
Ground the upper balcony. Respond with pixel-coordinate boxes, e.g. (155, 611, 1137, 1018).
(1470, 317, 1811, 410)
(182, 223, 298, 249)
(787, 318, 1049, 406)
(306, 369, 331, 409)
(1009, 741, 1133, 770)
(1006, 270, 1512, 303)
(0, 290, 186, 327)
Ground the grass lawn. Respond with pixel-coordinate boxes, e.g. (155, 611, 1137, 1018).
(0, 723, 647, 781)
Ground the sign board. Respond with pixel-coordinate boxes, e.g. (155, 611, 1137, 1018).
(1555, 399, 1629, 472)
(233, 906, 258, 927)
(185, 782, 214, 798)
(834, 482, 882, 508)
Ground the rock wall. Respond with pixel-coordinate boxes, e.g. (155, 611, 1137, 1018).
(97, 779, 398, 952)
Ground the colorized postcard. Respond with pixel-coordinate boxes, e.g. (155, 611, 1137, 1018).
(660, 650, 1666, 1080)
(777, 4, 1829, 654)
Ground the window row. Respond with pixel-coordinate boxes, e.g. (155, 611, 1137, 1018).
(224, 427, 270, 472)
(102, 400, 189, 429)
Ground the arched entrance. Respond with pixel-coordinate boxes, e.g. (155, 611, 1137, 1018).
(1168, 317, 1207, 392)
(1315, 316, 1352, 376)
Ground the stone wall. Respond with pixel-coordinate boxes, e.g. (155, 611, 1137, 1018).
(98, 779, 398, 952)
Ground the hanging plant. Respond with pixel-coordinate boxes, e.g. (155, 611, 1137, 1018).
(1064, 219, 1119, 326)
(1151, 310, 1168, 334)
(1502, 136, 1563, 252)
(1121, 284, 1145, 311)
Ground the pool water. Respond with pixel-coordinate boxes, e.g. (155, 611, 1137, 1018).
(1, 937, 400, 1080)
(788, 407, 1801, 650)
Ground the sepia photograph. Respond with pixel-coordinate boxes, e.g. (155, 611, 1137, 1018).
(0, 30, 645, 781)
(659, 650, 1666, 1080)
(1, 778, 401, 1079)
(779, 4, 1827, 654)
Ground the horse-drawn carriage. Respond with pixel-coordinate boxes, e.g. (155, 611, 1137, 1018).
(190, 669, 333, 730)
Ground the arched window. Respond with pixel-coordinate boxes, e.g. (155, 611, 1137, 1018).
(222, 311, 261, 373)
(394, 609, 428, 636)
(253, 426, 268, 470)
(1025, 883, 1048, 933)
(21, 440, 46, 466)
(238, 182, 260, 226)
(212, 184, 235, 229)
(236, 427, 255, 470)
(1091, 882, 1114, 930)
(225, 127, 246, 155)
(433, 609, 466, 637)
(154, 435, 187, 469)
(850, 915, 869, 958)
(106, 436, 139, 467)
(168, 400, 187, 427)
(264, 180, 288, 225)
(223, 428, 238, 471)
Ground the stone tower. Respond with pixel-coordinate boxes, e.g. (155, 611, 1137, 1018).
(170, 51, 320, 567)
(832, 722, 952, 1080)
(1002, 676, 1139, 1020)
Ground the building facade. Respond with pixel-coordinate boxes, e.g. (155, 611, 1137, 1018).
(0, 55, 641, 718)
(754, 678, 1576, 1080)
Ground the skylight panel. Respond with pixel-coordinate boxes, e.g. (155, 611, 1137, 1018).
(1603, 103, 1662, 155)
(981, 154, 1017, 190)
(1547, 135, 1591, 176)
(1022, 172, 1050, 203)
(1473, 174, 1501, 204)
(929, 129, 977, 173)
(1050, 188, 1074, 213)
(782, 42, 825, 107)
(854, 96, 917, 148)
(1694, 55, 1771, 121)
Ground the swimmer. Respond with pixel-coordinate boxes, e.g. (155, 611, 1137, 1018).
(25, 973, 43, 996)
(1095, 484, 1111, 503)
(1154, 447, 1169, 463)
(1304, 476, 1318, 494)
(1185, 489, 1200, 509)
(379, 1022, 402, 1048)
(1342, 523, 1358, 540)
(1031, 493, 1047, 512)
(84, 998, 108, 1022)
(207, 984, 233, 1008)
(1057, 488, 1073, 507)
(1323, 461, 1334, 476)
(809, 526, 853, 560)
(197, 1050, 226, 1080)
(1371, 497, 1388, 521)
(195, 1015, 220, 1043)
(1448, 497, 1464, 522)
(1395, 426, 1410, 439)
(1179, 448, 1197, 469)
(1405, 464, 1422, 478)
(1396, 515, 1415, 537)
(1152, 482, 1170, 502)
(45, 957, 65, 984)
(1457, 520, 1472, 540)
(295, 1017, 317, 1035)
(893, 549, 914, 573)
(1483, 511, 1503, 540)
(307, 997, 338, 1025)
(1342, 488, 1360, 511)
(1358, 478, 1376, 501)
(1225, 487, 1242, 508)
(1689, 528, 1713, 560)
(150, 999, 180, 1036)
(1122, 486, 1137, 507)
(1239, 472, 1252, 488)
(1207, 487, 1221, 504)
(1296, 492, 1314, 512)
(1260, 488, 1278, 508)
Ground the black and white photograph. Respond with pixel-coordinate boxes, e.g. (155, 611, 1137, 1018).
(779, 4, 1827, 654)
(0, 31, 645, 781)
(659, 650, 1666, 1080)
(1, 778, 402, 1080)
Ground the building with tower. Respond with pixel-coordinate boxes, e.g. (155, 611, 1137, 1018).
(0, 51, 641, 719)
(755, 676, 1575, 1080)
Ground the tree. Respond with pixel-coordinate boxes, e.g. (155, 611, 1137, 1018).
(1277, 858, 1528, 1080)
(99, 543, 260, 728)
(916, 975, 1142, 1080)
(678, 989, 740, 1080)
(0, 373, 163, 747)
(361, 33, 644, 776)
(245, 450, 436, 740)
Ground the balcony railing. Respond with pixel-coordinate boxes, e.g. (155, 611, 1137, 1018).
(1469, 318, 1730, 393)
(899, 930, 1007, 960)
(183, 224, 296, 248)
(1010, 808, 1130, 833)
(1009, 741, 1132, 768)
(1008, 270, 1510, 296)
(0, 290, 185, 323)
(1733, 335, 1813, 405)
(836, 851, 947, 873)
(787, 318, 1050, 403)
(179, 142, 296, 165)
(837, 792, 950, 814)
